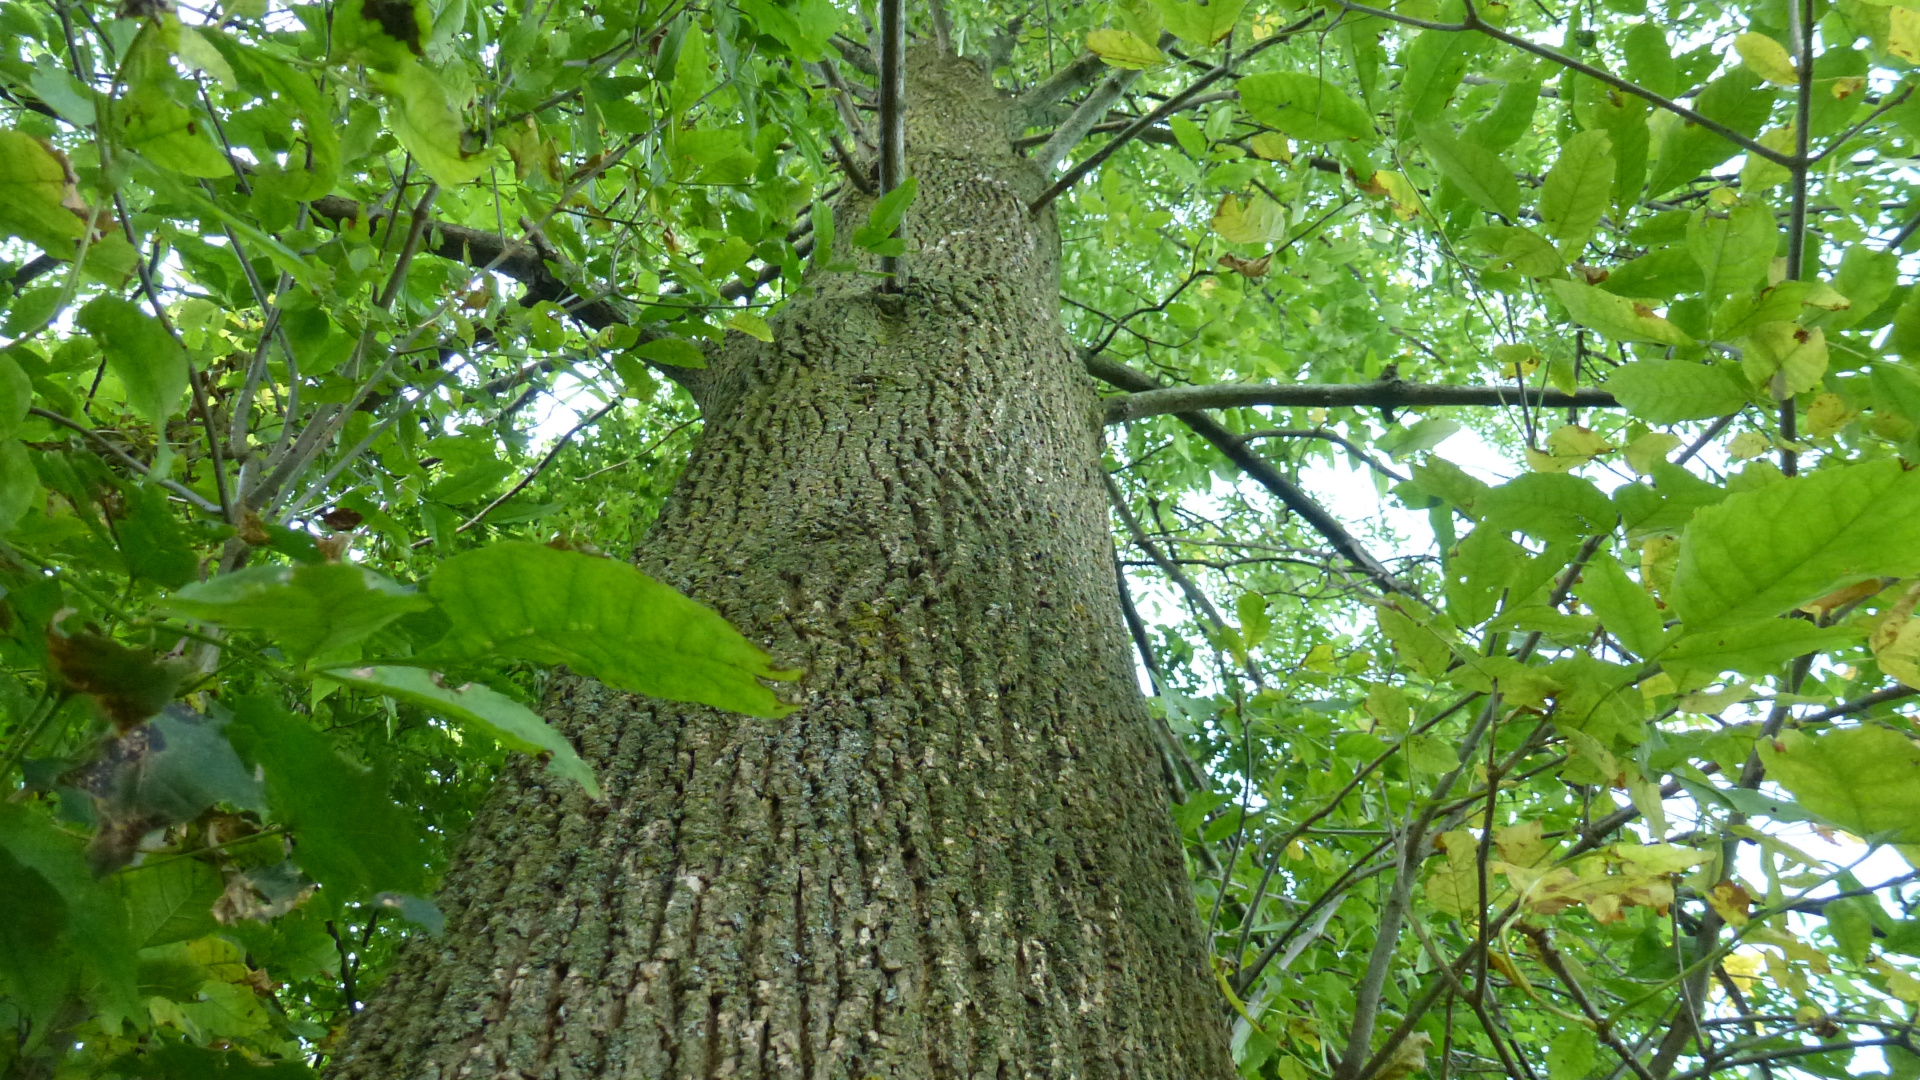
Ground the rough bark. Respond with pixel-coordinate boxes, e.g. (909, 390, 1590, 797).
(328, 49, 1233, 1080)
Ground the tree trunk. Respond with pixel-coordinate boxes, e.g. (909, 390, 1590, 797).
(329, 51, 1232, 1080)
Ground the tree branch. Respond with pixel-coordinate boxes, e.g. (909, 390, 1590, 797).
(876, 0, 906, 289)
(1086, 354, 1410, 594)
(1028, 13, 1322, 213)
(1105, 381, 1620, 424)
(1015, 51, 1108, 118)
(1034, 65, 1148, 174)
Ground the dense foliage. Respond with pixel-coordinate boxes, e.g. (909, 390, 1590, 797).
(2, 0, 1919, 1071)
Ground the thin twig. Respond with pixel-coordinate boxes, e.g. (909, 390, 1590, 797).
(876, 0, 906, 289)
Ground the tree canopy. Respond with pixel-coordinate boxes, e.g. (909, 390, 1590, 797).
(2, 0, 1920, 1072)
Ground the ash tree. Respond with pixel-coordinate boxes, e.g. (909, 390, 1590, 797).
(3, 0, 1920, 1074)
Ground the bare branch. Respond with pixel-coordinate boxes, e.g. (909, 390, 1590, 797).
(1105, 380, 1620, 424)
(1086, 353, 1411, 595)
(1034, 66, 1147, 174)
(876, 0, 906, 288)
(1029, 12, 1323, 212)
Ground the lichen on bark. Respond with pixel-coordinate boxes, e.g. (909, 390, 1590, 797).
(328, 49, 1233, 1080)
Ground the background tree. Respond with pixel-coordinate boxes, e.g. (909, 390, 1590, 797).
(3, 0, 1920, 1074)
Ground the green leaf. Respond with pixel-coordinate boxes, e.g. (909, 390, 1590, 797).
(0, 351, 29, 442)
(112, 707, 268, 825)
(1151, 0, 1245, 44)
(224, 697, 430, 902)
(1539, 128, 1615, 252)
(1477, 473, 1616, 543)
(1547, 1028, 1598, 1080)
(1239, 73, 1375, 143)
(334, 0, 431, 70)
(120, 484, 199, 589)
(164, 563, 434, 666)
(1672, 459, 1920, 629)
(76, 296, 189, 426)
(632, 336, 708, 369)
(1647, 68, 1772, 197)
(1550, 278, 1694, 346)
(1444, 525, 1524, 627)
(1604, 360, 1751, 423)
(1416, 122, 1519, 219)
(1760, 727, 1920, 845)
(1829, 246, 1899, 331)
(120, 855, 224, 948)
(424, 541, 798, 717)
(321, 665, 600, 797)
(1399, 28, 1478, 125)
(1621, 22, 1677, 97)
(0, 130, 86, 252)
(0, 438, 37, 536)
(426, 458, 514, 504)
(371, 60, 494, 188)
(1575, 552, 1667, 657)
(0, 804, 139, 1026)
(116, 23, 233, 178)
(1598, 246, 1702, 300)
(1688, 200, 1777, 302)
(1663, 619, 1861, 679)
(853, 175, 919, 253)
(1085, 28, 1164, 68)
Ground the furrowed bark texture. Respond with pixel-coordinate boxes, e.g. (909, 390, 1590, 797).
(329, 50, 1232, 1080)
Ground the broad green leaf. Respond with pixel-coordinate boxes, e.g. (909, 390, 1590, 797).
(233, 41, 342, 201)
(116, 23, 232, 177)
(0, 352, 28, 440)
(1444, 524, 1524, 627)
(1550, 279, 1693, 346)
(109, 707, 268, 825)
(1621, 22, 1677, 97)
(1466, 225, 1562, 276)
(225, 697, 430, 902)
(1212, 193, 1284, 244)
(424, 541, 798, 717)
(76, 296, 189, 426)
(1416, 122, 1519, 219)
(1399, 28, 1477, 125)
(1237, 73, 1375, 143)
(1663, 620, 1861, 679)
(119, 484, 198, 588)
(1598, 246, 1703, 300)
(1539, 128, 1614, 252)
(0, 804, 139, 1025)
(1647, 69, 1772, 197)
(1463, 77, 1539, 151)
(0, 130, 86, 252)
(164, 563, 434, 666)
(633, 336, 708, 369)
(119, 856, 224, 949)
(1829, 245, 1899, 331)
(853, 175, 918, 254)
(1604, 360, 1751, 423)
(1151, 0, 1244, 44)
(1761, 727, 1920, 845)
(1672, 459, 1920, 628)
(1688, 200, 1776, 301)
(321, 665, 600, 798)
(372, 60, 495, 188)
(0, 438, 36, 535)
(1575, 553, 1666, 657)
(1477, 473, 1616, 543)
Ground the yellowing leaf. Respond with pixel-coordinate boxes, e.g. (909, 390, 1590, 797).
(1084, 28, 1164, 69)
(1547, 424, 1613, 459)
(1805, 391, 1858, 437)
(1248, 132, 1292, 161)
(1213, 192, 1285, 244)
(1708, 881, 1753, 927)
(1871, 583, 1920, 688)
(1610, 842, 1712, 875)
(1728, 430, 1771, 459)
(1741, 322, 1828, 396)
(1735, 32, 1798, 87)
(1722, 949, 1763, 990)
(1893, 5, 1920, 64)
(1370, 170, 1422, 220)
(372, 60, 495, 188)
(0, 130, 88, 252)
(1624, 431, 1681, 475)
